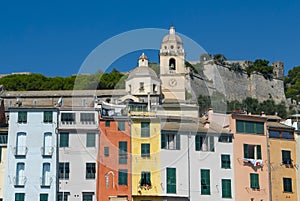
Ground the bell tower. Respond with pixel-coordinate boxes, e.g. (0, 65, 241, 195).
(159, 26, 186, 101)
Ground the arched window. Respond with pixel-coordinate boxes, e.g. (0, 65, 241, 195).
(169, 58, 176, 70)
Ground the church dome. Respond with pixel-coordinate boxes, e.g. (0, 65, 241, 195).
(162, 26, 182, 44)
(127, 66, 159, 81)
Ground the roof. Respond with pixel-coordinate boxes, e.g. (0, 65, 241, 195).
(127, 66, 159, 81)
(267, 122, 295, 130)
(138, 53, 148, 60)
(161, 122, 207, 133)
(0, 89, 126, 98)
(162, 26, 182, 44)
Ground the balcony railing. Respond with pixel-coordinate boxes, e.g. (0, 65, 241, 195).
(40, 176, 52, 187)
(61, 121, 76, 125)
(14, 146, 28, 156)
(13, 176, 27, 187)
(41, 146, 54, 156)
(79, 121, 96, 125)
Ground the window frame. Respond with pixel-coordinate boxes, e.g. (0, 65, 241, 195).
(118, 141, 127, 164)
(221, 154, 231, 169)
(43, 111, 53, 123)
(118, 121, 125, 131)
(118, 169, 128, 185)
(141, 122, 150, 137)
(140, 171, 151, 187)
(85, 163, 96, 179)
(221, 179, 232, 198)
(86, 133, 96, 147)
(195, 135, 214, 152)
(58, 162, 70, 180)
(250, 173, 260, 190)
(200, 169, 210, 195)
(283, 177, 292, 193)
(141, 143, 150, 158)
(282, 150, 292, 165)
(18, 111, 27, 124)
(166, 167, 176, 193)
(59, 132, 69, 148)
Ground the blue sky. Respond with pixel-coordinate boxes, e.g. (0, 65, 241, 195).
(0, 0, 299, 76)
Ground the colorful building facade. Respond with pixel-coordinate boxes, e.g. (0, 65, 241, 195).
(230, 114, 270, 201)
(97, 102, 131, 201)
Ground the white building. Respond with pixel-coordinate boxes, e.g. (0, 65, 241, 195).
(57, 107, 99, 201)
(4, 107, 58, 201)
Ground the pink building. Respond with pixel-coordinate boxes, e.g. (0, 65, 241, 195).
(230, 113, 270, 201)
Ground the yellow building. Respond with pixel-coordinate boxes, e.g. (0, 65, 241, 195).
(268, 118, 298, 201)
(130, 106, 162, 201)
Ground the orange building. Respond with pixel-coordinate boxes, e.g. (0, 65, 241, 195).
(97, 105, 131, 201)
(230, 113, 270, 201)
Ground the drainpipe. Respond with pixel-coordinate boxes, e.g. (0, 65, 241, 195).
(266, 122, 272, 201)
(188, 132, 191, 201)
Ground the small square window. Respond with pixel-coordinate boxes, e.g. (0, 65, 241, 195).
(104, 147, 109, 157)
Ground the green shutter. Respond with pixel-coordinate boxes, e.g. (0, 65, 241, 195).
(60, 133, 69, 147)
(257, 145, 262, 159)
(40, 194, 48, 201)
(176, 134, 180, 150)
(118, 169, 128, 185)
(222, 179, 232, 198)
(209, 136, 214, 151)
(244, 144, 249, 158)
(44, 111, 53, 123)
(221, 155, 231, 169)
(283, 178, 292, 192)
(256, 122, 264, 134)
(104, 147, 109, 157)
(245, 121, 254, 133)
(236, 120, 244, 133)
(118, 121, 125, 131)
(141, 122, 150, 137)
(167, 168, 176, 193)
(119, 142, 127, 164)
(86, 133, 96, 147)
(15, 193, 25, 201)
(195, 135, 201, 151)
(105, 120, 110, 127)
(250, 173, 259, 189)
(18, 112, 27, 123)
(201, 169, 210, 195)
(141, 143, 150, 157)
(282, 150, 291, 164)
(161, 134, 166, 149)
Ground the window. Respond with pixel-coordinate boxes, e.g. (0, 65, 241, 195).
(57, 193, 69, 201)
(269, 130, 280, 138)
(139, 82, 144, 91)
(86, 163, 96, 179)
(43, 132, 52, 156)
(195, 135, 214, 152)
(250, 173, 260, 190)
(0, 134, 8, 144)
(161, 133, 180, 150)
(15, 162, 25, 186)
(169, 58, 176, 70)
(222, 179, 232, 198)
(16, 132, 27, 156)
(40, 194, 48, 201)
(119, 141, 127, 164)
(244, 144, 261, 159)
(282, 150, 292, 165)
(236, 120, 264, 134)
(15, 193, 25, 201)
(104, 147, 109, 157)
(43, 111, 53, 123)
(283, 178, 292, 192)
(86, 133, 96, 147)
(18, 111, 27, 123)
(141, 122, 150, 137)
(80, 113, 95, 123)
(60, 132, 69, 147)
(167, 168, 176, 193)
(218, 135, 232, 143)
(221, 155, 231, 169)
(59, 162, 69, 179)
(42, 163, 51, 186)
(141, 143, 150, 158)
(82, 193, 93, 201)
(105, 120, 110, 127)
(61, 113, 75, 123)
(282, 131, 293, 139)
(201, 169, 210, 195)
(118, 121, 125, 131)
(118, 169, 128, 185)
(141, 171, 151, 187)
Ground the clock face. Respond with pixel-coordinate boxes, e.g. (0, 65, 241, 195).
(169, 78, 177, 87)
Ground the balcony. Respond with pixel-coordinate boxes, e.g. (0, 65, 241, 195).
(14, 146, 28, 157)
(79, 121, 96, 125)
(41, 146, 54, 157)
(61, 121, 76, 125)
(13, 176, 27, 187)
(40, 176, 52, 187)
